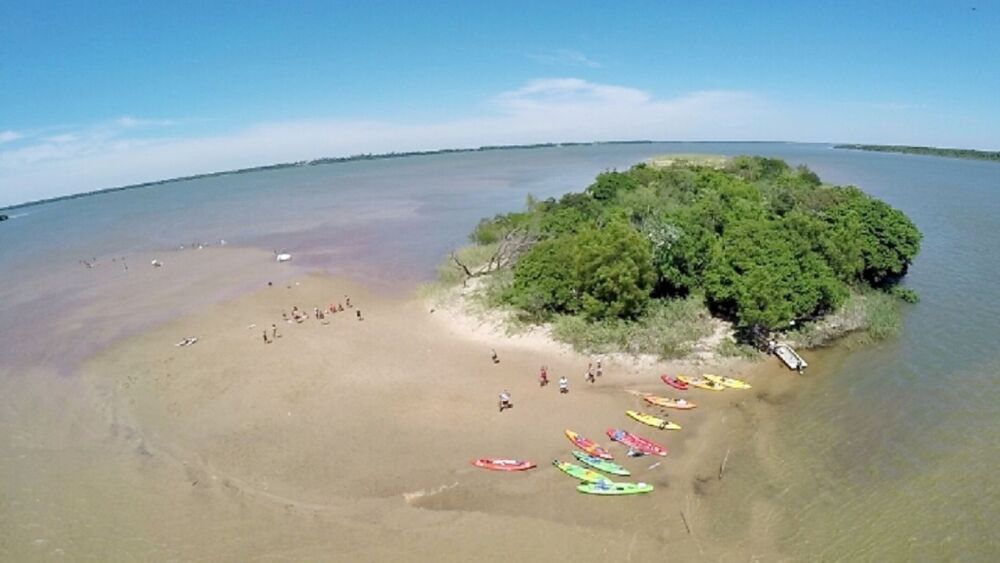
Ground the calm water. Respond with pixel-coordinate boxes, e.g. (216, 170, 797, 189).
(1, 143, 997, 559)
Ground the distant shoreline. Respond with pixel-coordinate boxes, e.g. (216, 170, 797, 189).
(0, 140, 656, 212)
(834, 143, 1000, 162)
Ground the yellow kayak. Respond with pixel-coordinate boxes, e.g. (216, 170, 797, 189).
(642, 393, 697, 410)
(626, 409, 681, 431)
(676, 375, 725, 391)
(703, 374, 751, 389)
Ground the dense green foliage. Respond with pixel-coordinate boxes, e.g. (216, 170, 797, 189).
(464, 156, 922, 332)
(836, 144, 1000, 163)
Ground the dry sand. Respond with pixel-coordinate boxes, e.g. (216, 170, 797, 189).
(41, 268, 807, 561)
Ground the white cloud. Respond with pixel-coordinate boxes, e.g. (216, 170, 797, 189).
(0, 130, 22, 144)
(116, 116, 176, 128)
(0, 79, 768, 204)
(3, 77, 991, 207)
(528, 49, 602, 68)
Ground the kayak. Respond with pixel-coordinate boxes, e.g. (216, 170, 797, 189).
(571, 450, 631, 476)
(660, 374, 688, 390)
(577, 481, 653, 496)
(565, 429, 614, 460)
(676, 375, 725, 391)
(472, 458, 536, 471)
(642, 393, 697, 410)
(703, 374, 752, 389)
(606, 428, 668, 457)
(552, 460, 609, 483)
(626, 410, 682, 431)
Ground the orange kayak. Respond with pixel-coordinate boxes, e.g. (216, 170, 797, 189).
(643, 393, 697, 410)
(472, 458, 536, 471)
(565, 429, 613, 460)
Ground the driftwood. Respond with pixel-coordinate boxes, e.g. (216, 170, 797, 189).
(450, 228, 535, 285)
(719, 447, 732, 480)
(680, 510, 692, 535)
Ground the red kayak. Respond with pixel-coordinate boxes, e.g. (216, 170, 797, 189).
(661, 374, 688, 390)
(565, 429, 614, 460)
(472, 458, 536, 471)
(606, 428, 668, 457)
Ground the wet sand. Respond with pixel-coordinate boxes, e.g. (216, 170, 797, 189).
(0, 257, 804, 561)
(0, 238, 809, 561)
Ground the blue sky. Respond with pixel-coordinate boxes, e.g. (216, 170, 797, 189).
(1, 0, 998, 205)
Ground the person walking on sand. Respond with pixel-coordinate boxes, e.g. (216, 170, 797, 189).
(498, 389, 512, 412)
(271, 324, 279, 339)
(356, 309, 363, 321)
(559, 376, 569, 394)
(263, 330, 270, 344)
(596, 358, 603, 377)
(586, 366, 595, 384)
(491, 349, 499, 364)
(539, 365, 549, 387)
(345, 296, 352, 308)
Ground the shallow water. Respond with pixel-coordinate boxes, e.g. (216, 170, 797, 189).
(1, 142, 997, 559)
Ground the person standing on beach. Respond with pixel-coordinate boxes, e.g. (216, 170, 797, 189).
(559, 376, 569, 394)
(586, 365, 595, 384)
(271, 324, 279, 339)
(262, 330, 270, 344)
(539, 366, 548, 386)
(356, 309, 363, 321)
(498, 390, 512, 412)
(491, 349, 499, 364)
(596, 358, 603, 377)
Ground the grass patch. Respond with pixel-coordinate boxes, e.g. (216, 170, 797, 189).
(788, 289, 901, 347)
(550, 294, 716, 359)
(717, 339, 760, 359)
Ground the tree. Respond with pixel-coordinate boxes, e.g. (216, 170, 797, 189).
(572, 222, 655, 320)
(508, 222, 655, 320)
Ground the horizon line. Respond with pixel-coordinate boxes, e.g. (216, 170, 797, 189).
(2, 139, 824, 211)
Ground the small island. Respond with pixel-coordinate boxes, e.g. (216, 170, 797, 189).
(434, 155, 922, 359)
(835, 144, 1000, 162)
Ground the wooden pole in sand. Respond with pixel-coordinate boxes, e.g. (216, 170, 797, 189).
(719, 447, 732, 480)
(680, 510, 692, 535)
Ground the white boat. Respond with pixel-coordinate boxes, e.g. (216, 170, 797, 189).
(774, 344, 807, 372)
(276, 253, 292, 262)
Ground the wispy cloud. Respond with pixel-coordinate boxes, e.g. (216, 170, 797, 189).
(528, 49, 602, 68)
(0, 130, 22, 144)
(856, 102, 928, 112)
(10, 79, 986, 206)
(116, 116, 176, 128)
(0, 79, 767, 205)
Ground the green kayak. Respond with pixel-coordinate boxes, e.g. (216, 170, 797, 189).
(571, 450, 631, 476)
(552, 460, 608, 483)
(577, 481, 654, 496)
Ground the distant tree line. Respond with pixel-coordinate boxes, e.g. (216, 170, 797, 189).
(835, 144, 1000, 162)
(2, 141, 654, 212)
(464, 156, 922, 331)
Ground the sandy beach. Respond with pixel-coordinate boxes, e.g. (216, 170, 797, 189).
(9, 253, 798, 561)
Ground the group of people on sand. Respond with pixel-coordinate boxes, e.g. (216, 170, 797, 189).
(262, 293, 362, 344)
(498, 356, 607, 412)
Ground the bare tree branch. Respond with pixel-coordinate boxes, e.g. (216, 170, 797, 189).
(449, 227, 536, 285)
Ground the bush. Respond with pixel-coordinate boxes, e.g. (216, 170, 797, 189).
(889, 285, 920, 303)
(551, 295, 716, 359)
